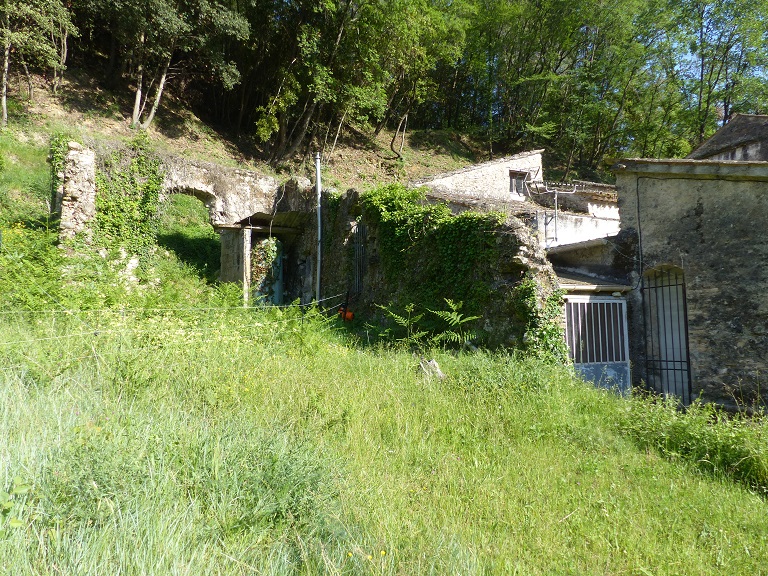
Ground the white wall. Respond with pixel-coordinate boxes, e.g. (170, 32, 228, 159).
(534, 211, 620, 248)
(415, 150, 544, 202)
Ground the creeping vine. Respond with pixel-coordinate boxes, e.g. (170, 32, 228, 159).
(94, 132, 163, 255)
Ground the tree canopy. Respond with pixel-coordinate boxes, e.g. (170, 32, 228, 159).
(6, 0, 768, 173)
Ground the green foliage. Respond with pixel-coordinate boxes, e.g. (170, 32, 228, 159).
(0, 130, 51, 226)
(3, 310, 768, 573)
(376, 298, 479, 349)
(94, 133, 163, 255)
(512, 275, 568, 362)
(618, 395, 768, 494)
(362, 183, 503, 319)
(251, 237, 279, 302)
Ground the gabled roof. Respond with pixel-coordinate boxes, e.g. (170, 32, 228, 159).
(687, 114, 768, 160)
(411, 149, 544, 185)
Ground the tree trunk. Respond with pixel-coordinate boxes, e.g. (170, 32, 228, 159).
(52, 25, 68, 94)
(131, 32, 146, 128)
(20, 60, 33, 101)
(139, 55, 170, 129)
(1, 39, 9, 129)
(327, 107, 347, 161)
(278, 100, 317, 161)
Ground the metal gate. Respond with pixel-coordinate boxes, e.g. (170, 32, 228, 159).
(642, 266, 692, 405)
(564, 295, 631, 394)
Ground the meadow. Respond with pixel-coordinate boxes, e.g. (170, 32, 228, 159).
(2, 123, 768, 575)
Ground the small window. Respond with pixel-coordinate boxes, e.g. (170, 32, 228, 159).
(509, 170, 529, 196)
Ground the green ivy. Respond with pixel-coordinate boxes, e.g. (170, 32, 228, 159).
(94, 132, 163, 255)
(252, 237, 279, 302)
(361, 183, 503, 319)
(512, 275, 568, 362)
(49, 132, 69, 208)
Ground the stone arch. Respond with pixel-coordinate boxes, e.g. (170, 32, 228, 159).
(161, 185, 222, 227)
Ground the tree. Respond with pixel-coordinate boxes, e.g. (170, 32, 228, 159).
(0, 0, 74, 127)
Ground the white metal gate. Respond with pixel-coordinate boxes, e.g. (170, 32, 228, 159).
(564, 295, 631, 394)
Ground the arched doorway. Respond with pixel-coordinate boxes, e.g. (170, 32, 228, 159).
(642, 266, 692, 405)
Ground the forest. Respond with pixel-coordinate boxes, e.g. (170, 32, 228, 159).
(3, 0, 768, 174)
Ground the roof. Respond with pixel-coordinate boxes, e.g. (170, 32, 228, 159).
(411, 149, 544, 185)
(688, 114, 768, 160)
(612, 158, 768, 180)
(424, 189, 535, 216)
(554, 268, 630, 293)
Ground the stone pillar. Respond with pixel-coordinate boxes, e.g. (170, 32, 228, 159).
(242, 228, 251, 304)
(219, 228, 252, 304)
(58, 142, 97, 243)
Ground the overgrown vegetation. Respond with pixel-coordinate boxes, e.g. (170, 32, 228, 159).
(3, 117, 768, 575)
(93, 132, 163, 255)
(512, 275, 569, 362)
(362, 184, 503, 317)
(2, 308, 768, 574)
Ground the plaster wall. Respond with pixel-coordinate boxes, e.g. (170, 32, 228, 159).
(615, 161, 768, 408)
(413, 151, 544, 202)
(708, 142, 764, 162)
(534, 211, 620, 249)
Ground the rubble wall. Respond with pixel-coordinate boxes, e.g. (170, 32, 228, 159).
(615, 160, 768, 409)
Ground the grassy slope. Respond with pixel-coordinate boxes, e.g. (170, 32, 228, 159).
(1, 83, 768, 574)
(10, 70, 482, 193)
(1, 311, 767, 574)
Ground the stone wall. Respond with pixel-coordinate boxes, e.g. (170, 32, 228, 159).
(161, 158, 283, 226)
(319, 189, 560, 348)
(55, 142, 295, 240)
(614, 159, 768, 408)
(56, 142, 97, 243)
(411, 150, 544, 202)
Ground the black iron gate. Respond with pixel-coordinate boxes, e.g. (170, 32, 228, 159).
(642, 266, 692, 405)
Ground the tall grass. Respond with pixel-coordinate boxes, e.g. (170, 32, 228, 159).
(2, 307, 768, 574)
(2, 128, 768, 574)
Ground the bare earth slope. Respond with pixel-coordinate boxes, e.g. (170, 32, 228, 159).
(11, 69, 484, 191)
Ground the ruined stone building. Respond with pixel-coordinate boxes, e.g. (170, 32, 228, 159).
(56, 132, 767, 409)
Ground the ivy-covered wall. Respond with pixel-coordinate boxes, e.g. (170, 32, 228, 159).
(321, 184, 566, 355)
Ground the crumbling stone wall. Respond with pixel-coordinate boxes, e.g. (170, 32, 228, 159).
(55, 142, 97, 243)
(614, 159, 768, 409)
(320, 188, 559, 348)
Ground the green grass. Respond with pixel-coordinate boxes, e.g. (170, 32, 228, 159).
(2, 116, 768, 575)
(1, 306, 768, 574)
(0, 130, 53, 228)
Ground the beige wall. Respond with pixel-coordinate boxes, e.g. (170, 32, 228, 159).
(414, 150, 544, 202)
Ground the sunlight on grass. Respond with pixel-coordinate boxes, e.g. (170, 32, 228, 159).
(2, 309, 768, 575)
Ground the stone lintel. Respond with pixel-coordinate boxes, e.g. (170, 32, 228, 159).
(612, 158, 768, 181)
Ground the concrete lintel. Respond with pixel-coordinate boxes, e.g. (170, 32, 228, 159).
(560, 282, 630, 293)
(612, 158, 768, 181)
(215, 224, 301, 235)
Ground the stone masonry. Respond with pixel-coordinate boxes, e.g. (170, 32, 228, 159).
(614, 159, 768, 409)
(56, 142, 97, 243)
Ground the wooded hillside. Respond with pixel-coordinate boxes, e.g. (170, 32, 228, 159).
(3, 0, 768, 176)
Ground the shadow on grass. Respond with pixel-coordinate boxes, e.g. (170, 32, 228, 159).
(157, 232, 221, 283)
(408, 130, 480, 161)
